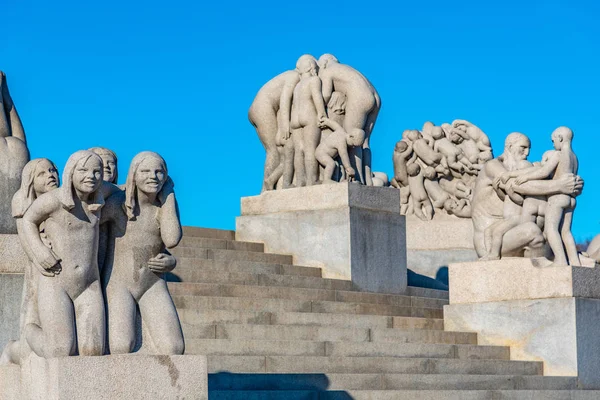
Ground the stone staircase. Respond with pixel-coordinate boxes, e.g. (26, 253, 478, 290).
(168, 226, 599, 399)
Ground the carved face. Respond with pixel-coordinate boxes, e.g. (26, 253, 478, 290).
(33, 159, 59, 196)
(509, 138, 530, 161)
(97, 152, 117, 183)
(449, 131, 464, 144)
(72, 157, 103, 194)
(135, 157, 166, 194)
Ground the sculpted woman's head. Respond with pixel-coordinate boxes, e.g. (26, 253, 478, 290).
(89, 147, 118, 184)
(12, 158, 59, 218)
(60, 150, 104, 212)
(125, 151, 168, 220)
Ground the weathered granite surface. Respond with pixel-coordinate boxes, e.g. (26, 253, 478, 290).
(0, 274, 23, 352)
(13, 354, 208, 399)
(0, 235, 27, 274)
(236, 183, 407, 294)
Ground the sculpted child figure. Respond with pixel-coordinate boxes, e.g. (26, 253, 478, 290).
(0, 159, 59, 365)
(499, 127, 580, 266)
(89, 147, 118, 184)
(407, 163, 433, 221)
(20, 151, 106, 358)
(288, 55, 327, 187)
(101, 151, 184, 355)
(315, 117, 364, 184)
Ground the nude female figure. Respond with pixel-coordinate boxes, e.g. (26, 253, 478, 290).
(249, 68, 301, 191)
(101, 152, 183, 355)
(318, 54, 381, 186)
(0, 159, 59, 365)
(20, 151, 106, 357)
(0, 72, 30, 233)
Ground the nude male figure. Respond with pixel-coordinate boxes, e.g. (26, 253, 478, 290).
(390, 140, 416, 189)
(289, 55, 327, 187)
(471, 132, 583, 258)
(318, 54, 380, 185)
(249, 67, 301, 191)
(501, 127, 580, 266)
(315, 118, 364, 184)
(452, 119, 492, 164)
(407, 163, 433, 221)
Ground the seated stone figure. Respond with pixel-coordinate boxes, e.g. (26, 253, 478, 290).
(101, 151, 184, 355)
(315, 117, 364, 184)
(20, 150, 106, 358)
(0, 159, 59, 365)
(0, 71, 30, 233)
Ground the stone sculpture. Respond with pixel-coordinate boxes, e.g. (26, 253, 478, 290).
(0, 71, 30, 233)
(0, 159, 59, 365)
(315, 117, 364, 183)
(89, 147, 118, 184)
(250, 53, 380, 190)
(472, 131, 584, 262)
(101, 151, 184, 355)
(588, 234, 600, 263)
(19, 151, 106, 358)
(392, 120, 489, 220)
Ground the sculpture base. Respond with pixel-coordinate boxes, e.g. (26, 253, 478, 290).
(406, 215, 476, 283)
(3, 354, 208, 399)
(0, 274, 23, 352)
(444, 258, 600, 388)
(0, 234, 28, 274)
(236, 183, 407, 294)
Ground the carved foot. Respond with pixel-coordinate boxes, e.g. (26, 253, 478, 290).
(479, 254, 500, 261)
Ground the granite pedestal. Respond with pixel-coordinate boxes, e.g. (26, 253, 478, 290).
(406, 215, 477, 284)
(1, 354, 208, 399)
(236, 183, 408, 294)
(0, 234, 27, 352)
(444, 257, 600, 388)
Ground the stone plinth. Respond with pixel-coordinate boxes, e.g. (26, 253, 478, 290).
(236, 183, 407, 294)
(0, 234, 28, 274)
(406, 215, 477, 283)
(11, 354, 208, 399)
(0, 273, 24, 352)
(444, 258, 600, 388)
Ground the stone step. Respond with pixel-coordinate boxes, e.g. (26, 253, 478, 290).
(177, 236, 265, 252)
(169, 269, 353, 291)
(208, 373, 579, 391)
(182, 226, 235, 240)
(405, 286, 449, 300)
(173, 296, 443, 318)
(174, 258, 322, 278)
(207, 356, 543, 375)
(185, 339, 509, 360)
(181, 323, 476, 345)
(171, 247, 293, 265)
(178, 309, 444, 330)
(208, 389, 599, 400)
(167, 282, 447, 311)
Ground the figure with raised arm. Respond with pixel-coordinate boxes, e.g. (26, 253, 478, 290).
(19, 151, 106, 358)
(0, 159, 59, 365)
(315, 117, 364, 184)
(0, 71, 30, 233)
(101, 152, 184, 355)
(318, 54, 381, 185)
(289, 55, 327, 187)
(498, 127, 580, 266)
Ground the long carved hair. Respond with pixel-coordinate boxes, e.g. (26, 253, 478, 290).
(59, 150, 104, 213)
(11, 158, 58, 218)
(124, 151, 168, 221)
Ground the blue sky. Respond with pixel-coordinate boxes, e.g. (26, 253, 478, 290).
(2, 0, 599, 240)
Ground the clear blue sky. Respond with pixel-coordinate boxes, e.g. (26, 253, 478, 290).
(2, 0, 599, 240)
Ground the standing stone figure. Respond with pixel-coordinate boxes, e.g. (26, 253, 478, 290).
(20, 151, 106, 358)
(249, 67, 300, 191)
(101, 152, 184, 355)
(318, 54, 381, 186)
(0, 71, 30, 233)
(0, 159, 59, 365)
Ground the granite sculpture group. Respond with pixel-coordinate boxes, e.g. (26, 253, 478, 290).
(0, 72, 184, 366)
(250, 53, 381, 190)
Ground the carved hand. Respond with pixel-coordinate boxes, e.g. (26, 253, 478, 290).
(148, 253, 177, 273)
(35, 249, 61, 276)
(558, 173, 584, 196)
(158, 177, 175, 204)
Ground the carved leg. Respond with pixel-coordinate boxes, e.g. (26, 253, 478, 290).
(561, 206, 580, 266)
(544, 204, 568, 266)
(303, 124, 321, 186)
(138, 280, 184, 355)
(74, 280, 105, 356)
(106, 283, 137, 354)
(36, 277, 77, 357)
